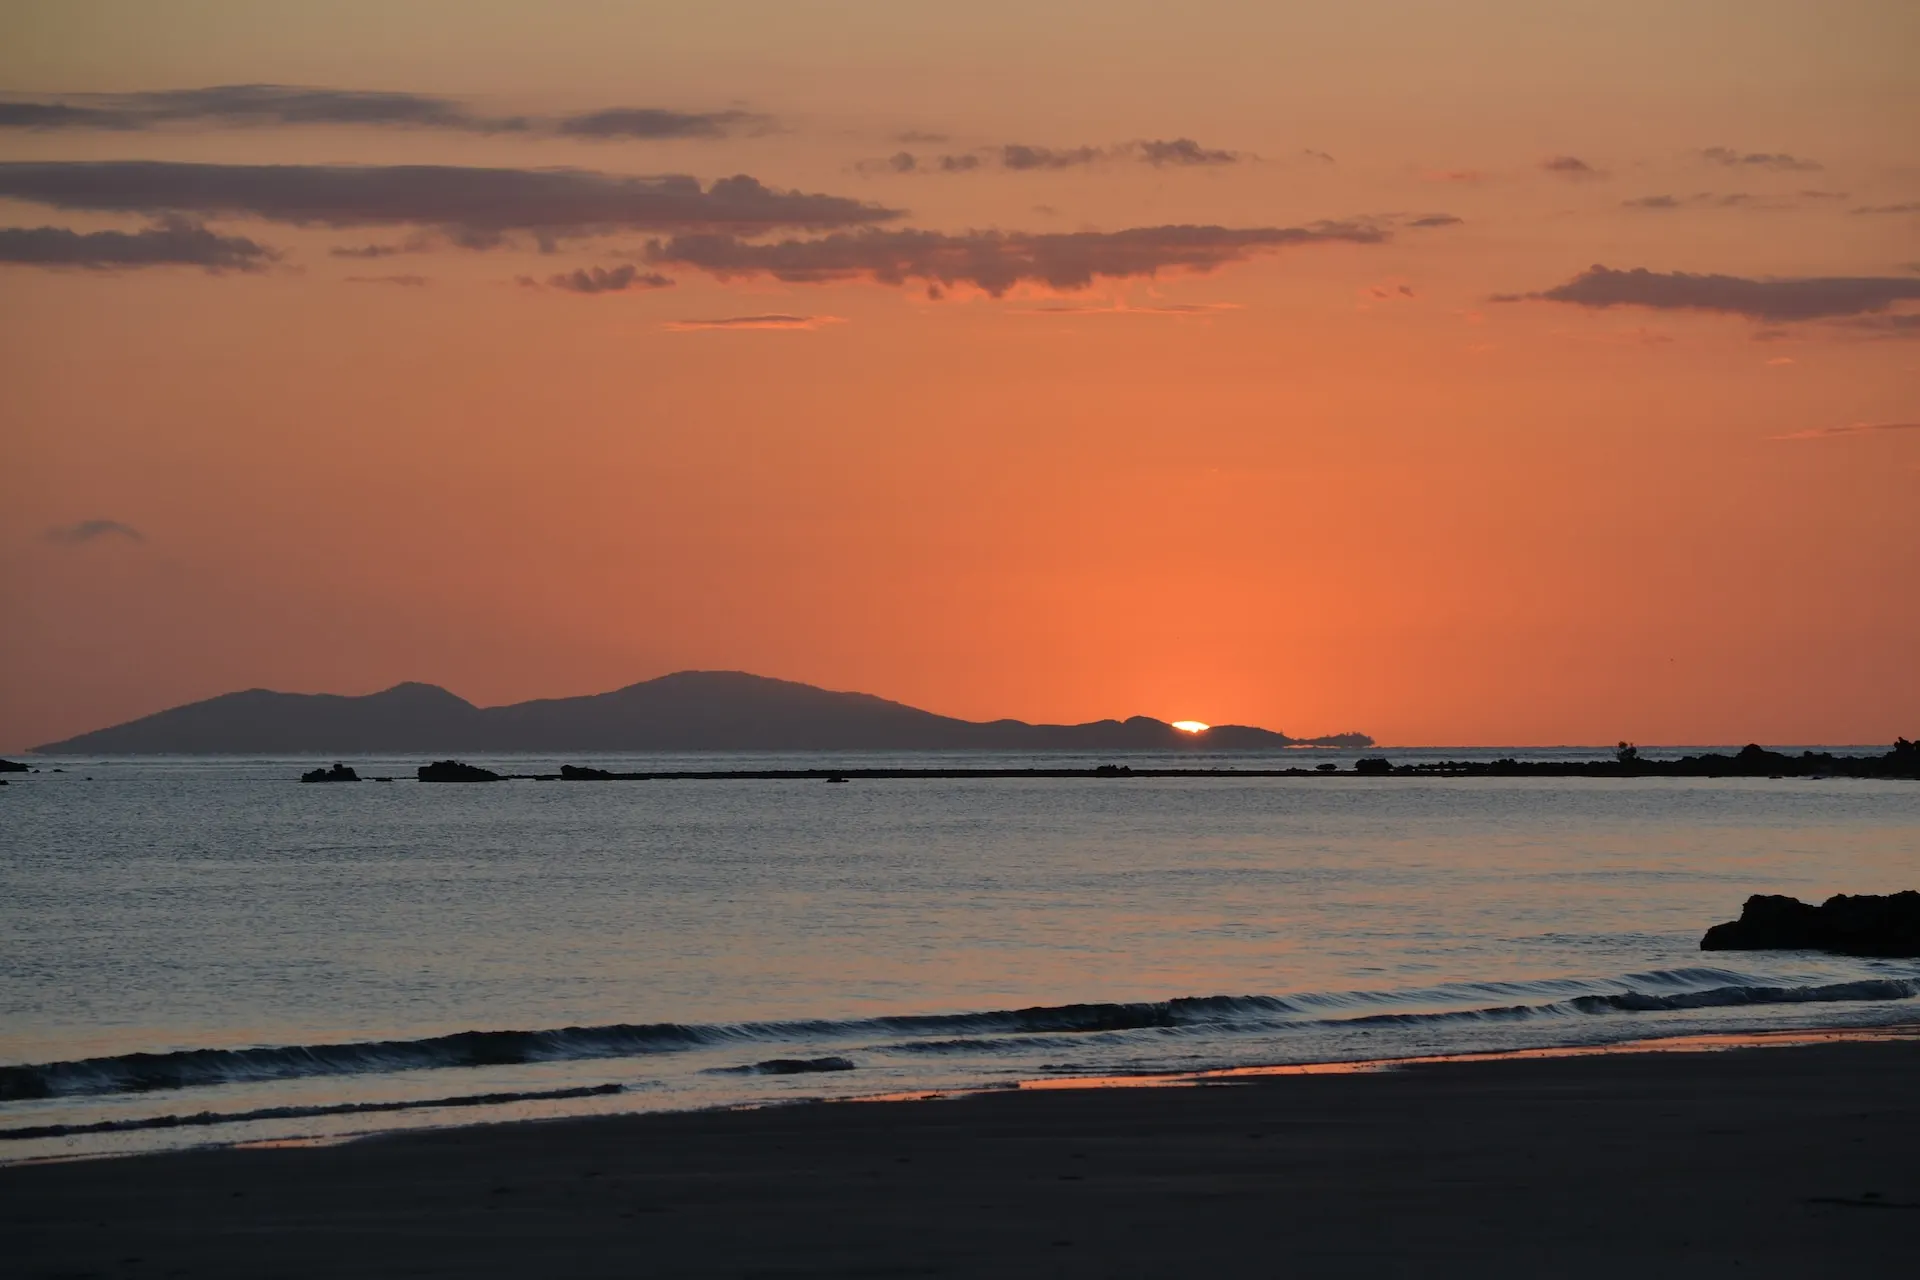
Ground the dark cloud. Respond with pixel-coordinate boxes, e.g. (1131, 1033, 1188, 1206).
(894, 131, 949, 145)
(556, 107, 767, 139)
(1303, 149, 1336, 164)
(0, 218, 275, 271)
(345, 273, 429, 286)
(662, 314, 844, 331)
(1407, 213, 1464, 228)
(328, 240, 427, 259)
(1853, 202, 1920, 215)
(1134, 138, 1240, 167)
(545, 263, 675, 294)
(1494, 264, 1920, 322)
(1540, 155, 1602, 178)
(999, 144, 1104, 171)
(864, 138, 1242, 176)
(1700, 146, 1821, 172)
(649, 221, 1387, 297)
(1798, 190, 1849, 200)
(0, 162, 901, 244)
(0, 85, 525, 133)
(0, 85, 780, 141)
(1622, 192, 1788, 211)
(45, 519, 145, 545)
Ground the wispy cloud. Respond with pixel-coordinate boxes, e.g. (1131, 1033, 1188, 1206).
(0, 217, 275, 271)
(649, 222, 1388, 297)
(1540, 155, 1604, 179)
(1853, 202, 1920, 215)
(863, 137, 1245, 176)
(1699, 146, 1821, 172)
(555, 107, 770, 140)
(540, 264, 676, 294)
(0, 85, 771, 141)
(345, 273, 429, 286)
(1621, 192, 1791, 212)
(662, 314, 844, 331)
(44, 519, 145, 545)
(0, 162, 900, 247)
(1406, 213, 1464, 228)
(1494, 265, 1920, 322)
(1769, 421, 1920, 441)
(1010, 300, 1243, 316)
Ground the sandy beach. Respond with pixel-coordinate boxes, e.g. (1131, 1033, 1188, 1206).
(6, 1032, 1916, 1278)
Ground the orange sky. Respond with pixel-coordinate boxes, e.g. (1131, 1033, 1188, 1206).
(2, 1, 1916, 749)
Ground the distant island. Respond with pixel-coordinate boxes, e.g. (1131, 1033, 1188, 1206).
(29, 671, 1374, 755)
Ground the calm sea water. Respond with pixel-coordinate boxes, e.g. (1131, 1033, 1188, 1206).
(3, 748, 1917, 1163)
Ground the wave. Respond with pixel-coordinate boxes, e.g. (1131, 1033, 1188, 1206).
(3, 971, 1912, 1102)
(0, 1082, 625, 1143)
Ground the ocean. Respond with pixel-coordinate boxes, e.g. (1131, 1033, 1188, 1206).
(3, 748, 1916, 1163)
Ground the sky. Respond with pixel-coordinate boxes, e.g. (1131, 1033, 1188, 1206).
(1, 0, 1916, 749)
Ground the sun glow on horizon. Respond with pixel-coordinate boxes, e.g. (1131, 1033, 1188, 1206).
(1171, 720, 1210, 733)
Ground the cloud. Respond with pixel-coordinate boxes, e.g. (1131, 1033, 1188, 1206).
(1423, 170, 1485, 184)
(1769, 421, 1920, 441)
(863, 138, 1243, 175)
(1700, 146, 1821, 172)
(1303, 149, 1336, 164)
(0, 218, 275, 271)
(1842, 314, 1920, 339)
(1540, 155, 1603, 178)
(328, 239, 431, 258)
(1134, 138, 1240, 167)
(1853, 202, 1920, 215)
(648, 221, 1388, 296)
(1407, 213, 1464, 228)
(1012, 300, 1243, 316)
(1494, 264, 1920, 322)
(555, 107, 768, 139)
(544, 263, 675, 294)
(998, 144, 1106, 171)
(1621, 192, 1789, 211)
(345, 273, 429, 286)
(0, 85, 776, 141)
(44, 519, 144, 545)
(662, 314, 844, 330)
(0, 84, 525, 133)
(0, 162, 901, 245)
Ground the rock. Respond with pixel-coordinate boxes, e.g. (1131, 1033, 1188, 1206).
(560, 764, 615, 780)
(300, 762, 360, 783)
(417, 760, 503, 783)
(1701, 892, 1920, 958)
(0, 759, 28, 773)
(1355, 757, 1394, 775)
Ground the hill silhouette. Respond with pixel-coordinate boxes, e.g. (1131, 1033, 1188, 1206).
(31, 671, 1372, 755)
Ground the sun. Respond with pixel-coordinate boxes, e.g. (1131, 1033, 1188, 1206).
(1171, 720, 1210, 733)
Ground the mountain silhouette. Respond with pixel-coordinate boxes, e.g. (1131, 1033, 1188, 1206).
(31, 671, 1371, 754)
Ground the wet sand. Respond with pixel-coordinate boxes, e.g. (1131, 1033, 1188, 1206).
(6, 1034, 1917, 1278)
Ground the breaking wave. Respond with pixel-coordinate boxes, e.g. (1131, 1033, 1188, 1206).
(3, 970, 1912, 1102)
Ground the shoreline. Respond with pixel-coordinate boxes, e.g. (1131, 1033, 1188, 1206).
(6, 1026, 1916, 1276)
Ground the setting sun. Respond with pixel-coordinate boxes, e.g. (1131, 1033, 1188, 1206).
(1172, 721, 1210, 733)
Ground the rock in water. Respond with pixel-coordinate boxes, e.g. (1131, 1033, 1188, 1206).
(1701, 892, 1920, 957)
(418, 760, 503, 783)
(300, 762, 360, 783)
(0, 759, 28, 773)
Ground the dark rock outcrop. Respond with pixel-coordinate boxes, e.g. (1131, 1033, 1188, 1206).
(418, 760, 502, 783)
(1355, 757, 1394, 775)
(0, 759, 28, 773)
(1701, 892, 1920, 958)
(300, 763, 360, 783)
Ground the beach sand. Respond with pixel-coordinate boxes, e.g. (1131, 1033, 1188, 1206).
(6, 1034, 1916, 1277)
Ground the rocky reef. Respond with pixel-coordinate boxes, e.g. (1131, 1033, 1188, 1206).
(417, 760, 502, 783)
(300, 763, 360, 783)
(1701, 892, 1920, 958)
